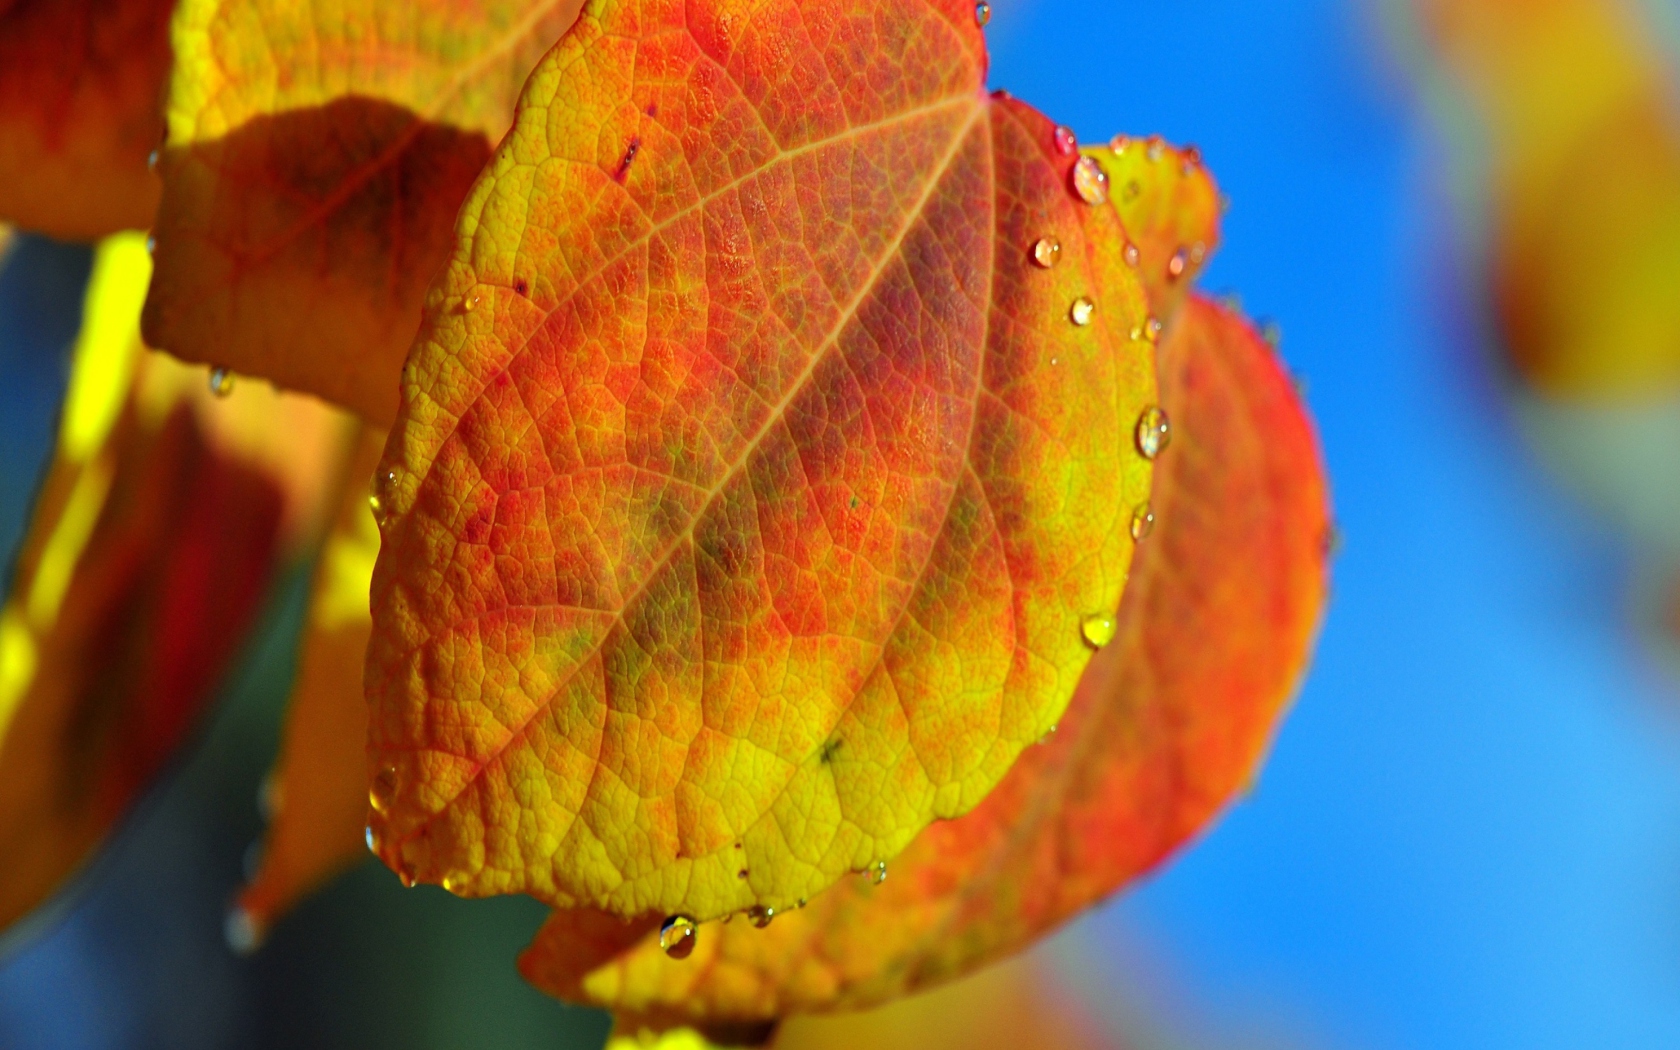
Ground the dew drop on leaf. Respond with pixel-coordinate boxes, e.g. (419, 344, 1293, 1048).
(1109, 134, 1131, 155)
(364, 825, 377, 854)
(1071, 156, 1109, 205)
(369, 763, 399, 813)
(1031, 237, 1061, 268)
(660, 916, 698, 958)
(1167, 247, 1188, 281)
(1080, 614, 1117, 649)
(1123, 242, 1140, 267)
(461, 293, 480, 313)
(868, 860, 888, 885)
(1131, 503, 1157, 542)
(1135, 406, 1171, 460)
(1069, 297, 1095, 326)
(747, 905, 777, 928)
(1053, 125, 1077, 157)
(147, 149, 159, 171)
(208, 367, 234, 398)
(974, 1, 991, 26)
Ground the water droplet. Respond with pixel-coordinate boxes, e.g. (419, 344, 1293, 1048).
(1167, 247, 1188, 281)
(461, 293, 480, 313)
(147, 149, 160, 171)
(974, 1, 991, 26)
(1038, 724, 1059, 745)
(1184, 144, 1203, 168)
(1109, 134, 1131, 155)
(145, 234, 156, 254)
(1135, 406, 1171, 460)
(208, 367, 234, 397)
(1081, 614, 1117, 649)
(1122, 242, 1140, 267)
(747, 905, 777, 928)
(1262, 320, 1283, 348)
(1147, 317, 1162, 343)
(369, 762, 398, 814)
(1069, 297, 1095, 327)
(1147, 137, 1164, 162)
(369, 470, 397, 526)
(1071, 156, 1109, 205)
(1131, 504, 1156, 541)
(1031, 237, 1061, 268)
(1053, 125, 1078, 157)
(655, 913, 695, 954)
(364, 825, 377, 854)
(1190, 242, 1207, 265)
(442, 873, 463, 894)
(868, 860, 888, 885)
(224, 906, 263, 956)
(397, 865, 417, 889)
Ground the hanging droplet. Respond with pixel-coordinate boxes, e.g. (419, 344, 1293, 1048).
(1031, 237, 1061, 268)
(364, 825, 377, 854)
(1109, 134, 1131, 155)
(660, 916, 698, 958)
(1146, 137, 1164, 162)
(1069, 296, 1095, 326)
(1038, 723, 1059, 746)
(1147, 317, 1163, 343)
(441, 873, 463, 894)
(1131, 504, 1156, 541)
(145, 234, 156, 254)
(1053, 125, 1078, 157)
(868, 860, 888, 885)
(396, 865, 417, 889)
(974, 1, 991, 27)
(1167, 247, 1188, 281)
(208, 367, 235, 397)
(1081, 614, 1117, 649)
(369, 762, 399, 814)
(224, 905, 263, 956)
(461, 293, 481, 313)
(369, 469, 397, 526)
(747, 905, 777, 928)
(1122, 242, 1140, 267)
(1071, 156, 1109, 205)
(147, 149, 160, 171)
(1135, 406, 1171, 460)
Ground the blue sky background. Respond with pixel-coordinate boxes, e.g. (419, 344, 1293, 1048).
(4, 1, 1680, 1048)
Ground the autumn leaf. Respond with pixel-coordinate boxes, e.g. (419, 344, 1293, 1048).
(366, 0, 1156, 923)
(232, 426, 386, 948)
(1409, 0, 1680, 399)
(515, 292, 1328, 1024)
(0, 0, 171, 240)
(142, 0, 589, 423)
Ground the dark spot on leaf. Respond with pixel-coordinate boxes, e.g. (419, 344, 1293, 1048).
(513, 278, 527, 296)
(614, 137, 640, 183)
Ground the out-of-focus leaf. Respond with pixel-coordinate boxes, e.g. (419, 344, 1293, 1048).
(0, 0, 171, 239)
(142, 0, 588, 423)
(233, 426, 386, 945)
(1410, 0, 1680, 399)
(516, 293, 1329, 1022)
(1085, 137, 1221, 328)
(367, 0, 1156, 922)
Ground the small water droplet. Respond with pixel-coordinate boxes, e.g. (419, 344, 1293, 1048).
(369, 470, 397, 526)
(208, 367, 234, 397)
(364, 825, 377, 854)
(145, 234, 156, 254)
(147, 149, 160, 171)
(1053, 125, 1078, 157)
(224, 906, 263, 956)
(1135, 406, 1171, 459)
(442, 873, 463, 894)
(1071, 156, 1109, 205)
(655, 913, 695, 954)
(1081, 614, 1117, 649)
(868, 860, 888, 885)
(369, 762, 398, 814)
(1031, 237, 1061, 268)
(461, 293, 480, 313)
(974, 1, 991, 26)
(1109, 134, 1131, 155)
(1147, 317, 1162, 343)
(747, 905, 777, 928)
(1262, 320, 1283, 348)
(1131, 504, 1156, 541)
(1167, 247, 1188, 281)
(1038, 724, 1059, 745)
(1190, 242, 1207, 265)
(1122, 242, 1140, 268)
(1147, 137, 1164, 162)
(397, 867, 417, 889)
(1184, 144, 1203, 168)
(1069, 297, 1095, 326)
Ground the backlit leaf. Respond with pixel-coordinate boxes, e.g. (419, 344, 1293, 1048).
(143, 0, 588, 423)
(367, 0, 1156, 921)
(0, 0, 171, 239)
(234, 426, 386, 944)
(517, 293, 1329, 1021)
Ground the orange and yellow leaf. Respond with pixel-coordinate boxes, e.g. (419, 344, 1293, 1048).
(517, 293, 1328, 1022)
(143, 0, 588, 423)
(366, 0, 1156, 922)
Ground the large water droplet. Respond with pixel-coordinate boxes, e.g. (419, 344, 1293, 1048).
(369, 762, 398, 814)
(868, 860, 888, 885)
(1131, 504, 1156, 541)
(1071, 156, 1109, 205)
(1081, 614, 1117, 649)
(974, 1, 991, 27)
(1069, 297, 1095, 327)
(747, 905, 777, 928)
(208, 367, 234, 398)
(659, 915, 697, 958)
(1031, 237, 1061, 269)
(224, 906, 263, 956)
(1135, 406, 1171, 460)
(1053, 125, 1078, 157)
(369, 469, 398, 526)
